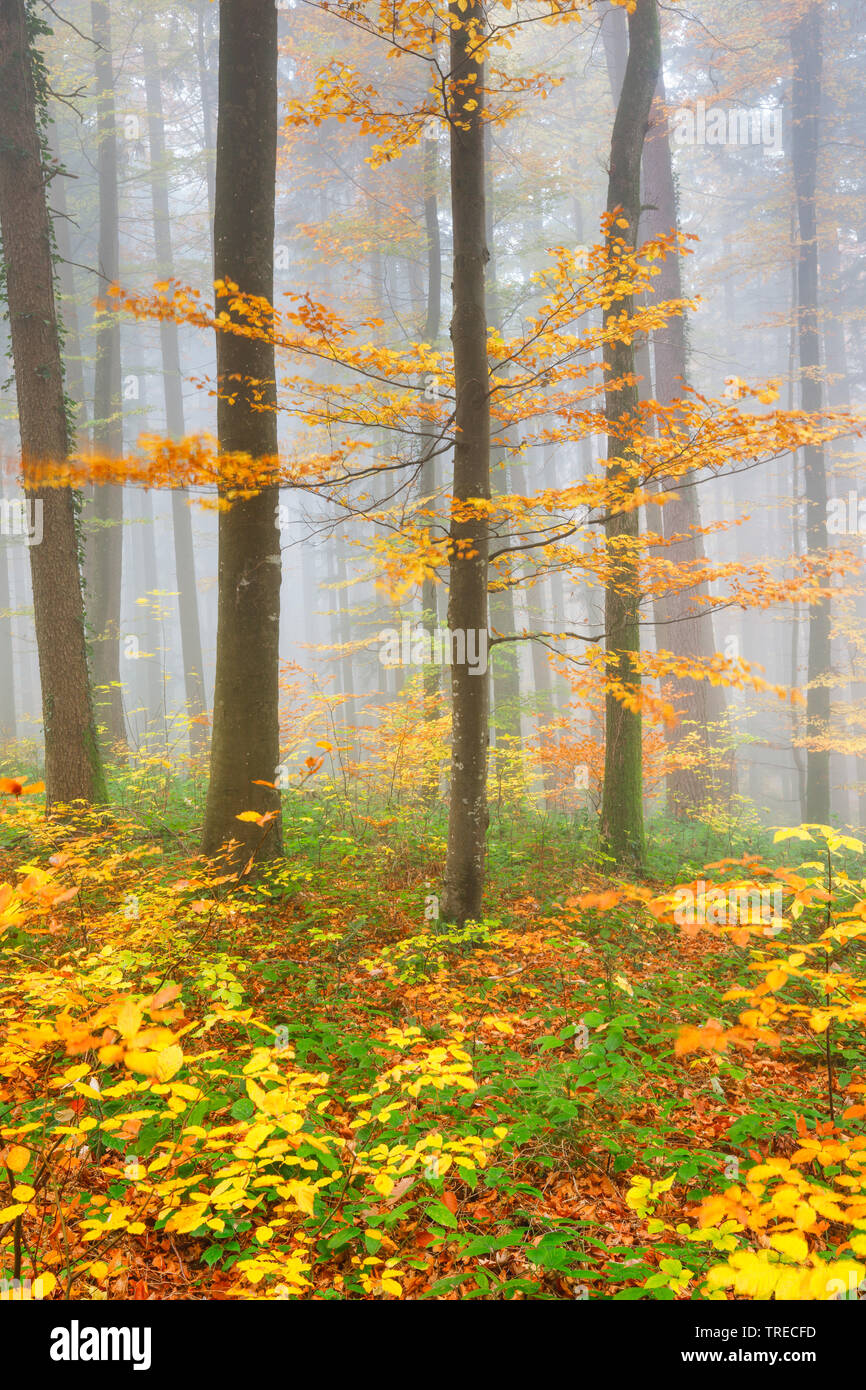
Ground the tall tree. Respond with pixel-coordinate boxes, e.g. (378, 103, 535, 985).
(143, 40, 209, 757)
(201, 0, 283, 863)
(599, 0, 661, 868)
(441, 0, 491, 924)
(0, 0, 104, 803)
(642, 68, 727, 814)
(791, 0, 831, 824)
(88, 0, 126, 750)
(420, 121, 442, 711)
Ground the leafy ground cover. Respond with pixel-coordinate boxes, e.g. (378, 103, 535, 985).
(2, 773, 866, 1301)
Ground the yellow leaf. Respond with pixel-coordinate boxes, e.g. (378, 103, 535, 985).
(154, 1045, 183, 1082)
(770, 1231, 809, 1262)
(117, 999, 142, 1039)
(124, 1043, 182, 1082)
(5, 1145, 30, 1174)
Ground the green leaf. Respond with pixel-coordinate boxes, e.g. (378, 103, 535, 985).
(427, 1200, 459, 1229)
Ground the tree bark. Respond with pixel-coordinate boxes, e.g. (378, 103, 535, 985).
(599, 0, 660, 869)
(642, 69, 727, 815)
(485, 122, 521, 750)
(420, 127, 442, 709)
(791, 1, 831, 824)
(143, 40, 209, 757)
(0, 538, 15, 742)
(88, 0, 126, 752)
(442, 0, 490, 924)
(0, 0, 104, 804)
(201, 0, 282, 864)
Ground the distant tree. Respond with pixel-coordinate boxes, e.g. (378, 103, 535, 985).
(791, 0, 831, 824)
(87, 0, 126, 752)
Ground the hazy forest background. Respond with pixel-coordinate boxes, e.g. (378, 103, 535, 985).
(1, 0, 866, 1307)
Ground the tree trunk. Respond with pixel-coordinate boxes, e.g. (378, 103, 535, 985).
(0, 538, 15, 742)
(642, 70, 727, 815)
(791, 1, 830, 825)
(88, 0, 126, 752)
(485, 122, 521, 751)
(195, 0, 217, 245)
(420, 128, 442, 710)
(201, 0, 282, 864)
(442, 0, 490, 924)
(599, 0, 660, 869)
(48, 125, 88, 447)
(0, 0, 104, 804)
(143, 41, 209, 758)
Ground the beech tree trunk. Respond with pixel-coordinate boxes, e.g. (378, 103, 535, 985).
(599, 0, 660, 869)
(485, 123, 521, 750)
(642, 70, 727, 815)
(0, 538, 15, 742)
(420, 127, 442, 709)
(201, 0, 282, 864)
(143, 41, 209, 758)
(442, 0, 490, 924)
(791, 1, 831, 824)
(88, 0, 126, 751)
(0, 0, 104, 804)
(49, 125, 88, 447)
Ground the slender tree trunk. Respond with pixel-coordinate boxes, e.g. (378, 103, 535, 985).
(442, 0, 490, 924)
(195, 0, 217, 246)
(201, 0, 282, 863)
(49, 125, 88, 447)
(0, 0, 104, 803)
(599, 0, 660, 868)
(128, 487, 164, 746)
(791, 1, 830, 825)
(642, 70, 726, 814)
(0, 538, 15, 742)
(143, 41, 209, 757)
(88, 0, 125, 751)
(485, 123, 521, 750)
(420, 128, 442, 709)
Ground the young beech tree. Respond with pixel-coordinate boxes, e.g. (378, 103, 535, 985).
(201, 0, 283, 863)
(0, 0, 105, 804)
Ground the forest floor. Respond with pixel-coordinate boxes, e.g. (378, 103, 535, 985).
(0, 778, 859, 1301)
